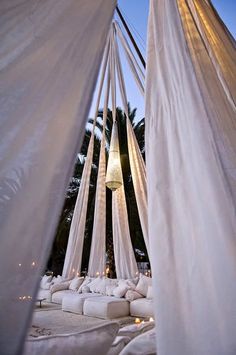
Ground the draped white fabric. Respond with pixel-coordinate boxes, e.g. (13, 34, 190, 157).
(114, 30, 149, 254)
(145, 1, 236, 354)
(88, 72, 110, 277)
(62, 135, 95, 279)
(126, 119, 149, 253)
(0, 0, 116, 353)
(109, 27, 138, 279)
(112, 182, 138, 279)
(114, 21, 145, 96)
(63, 39, 110, 279)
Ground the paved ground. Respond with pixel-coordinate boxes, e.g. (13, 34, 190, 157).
(28, 302, 136, 338)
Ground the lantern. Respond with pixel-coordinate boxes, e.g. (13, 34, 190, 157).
(106, 121, 123, 191)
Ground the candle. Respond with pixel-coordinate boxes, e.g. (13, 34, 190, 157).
(135, 318, 141, 324)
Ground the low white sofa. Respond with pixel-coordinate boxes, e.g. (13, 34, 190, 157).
(37, 273, 154, 320)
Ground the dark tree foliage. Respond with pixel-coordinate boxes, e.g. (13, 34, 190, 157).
(47, 105, 147, 275)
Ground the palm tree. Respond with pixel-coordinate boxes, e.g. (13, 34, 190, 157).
(48, 104, 147, 275)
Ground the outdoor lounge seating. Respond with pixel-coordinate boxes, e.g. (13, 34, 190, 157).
(37, 274, 154, 319)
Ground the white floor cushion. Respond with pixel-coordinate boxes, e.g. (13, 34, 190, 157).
(24, 322, 119, 355)
(118, 321, 155, 339)
(83, 296, 130, 319)
(130, 299, 154, 318)
(120, 329, 156, 355)
(107, 335, 131, 355)
(62, 293, 102, 315)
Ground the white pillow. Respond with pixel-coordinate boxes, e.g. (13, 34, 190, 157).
(89, 277, 103, 293)
(135, 274, 152, 297)
(106, 285, 117, 296)
(50, 281, 70, 294)
(93, 278, 107, 294)
(125, 290, 143, 302)
(146, 286, 153, 299)
(69, 277, 84, 291)
(119, 279, 136, 290)
(78, 277, 93, 293)
(96, 278, 118, 295)
(81, 285, 90, 294)
(40, 275, 53, 289)
(40, 283, 51, 290)
(51, 275, 64, 285)
(113, 285, 130, 298)
(24, 322, 119, 355)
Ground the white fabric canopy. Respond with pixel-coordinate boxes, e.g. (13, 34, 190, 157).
(62, 134, 95, 279)
(114, 21, 145, 96)
(146, 0, 236, 354)
(114, 28, 149, 254)
(109, 27, 138, 279)
(88, 69, 110, 277)
(0, 0, 116, 353)
(62, 39, 110, 279)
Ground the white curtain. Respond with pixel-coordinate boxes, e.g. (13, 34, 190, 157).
(146, 0, 236, 354)
(109, 27, 138, 279)
(114, 29, 149, 254)
(63, 39, 110, 279)
(88, 70, 110, 277)
(0, 0, 116, 354)
(112, 182, 139, 279)
(62, 134, 95, 279)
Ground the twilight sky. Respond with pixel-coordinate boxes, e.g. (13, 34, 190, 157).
(90, 1, 236, 123)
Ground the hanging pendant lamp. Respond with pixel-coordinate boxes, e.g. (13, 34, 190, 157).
(106, 121, 123, 191)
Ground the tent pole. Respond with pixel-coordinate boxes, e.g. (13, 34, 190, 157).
(115, 5, 146, 69)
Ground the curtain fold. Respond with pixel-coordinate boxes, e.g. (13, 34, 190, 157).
(0, 0, 116, 353)
(110, 27, 138, 279)
(88, 68, 110, 277)
(114, 28, 149, 254)
(112, 183, 139, 279)
(62, 37, 110, 279)
(62, 134, 95, 279)
(145, 0, 236, 354)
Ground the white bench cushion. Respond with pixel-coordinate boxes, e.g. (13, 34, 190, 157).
(62, 293, 102, 314)
(51, 290, 75, 304)
(83, 296, 130, 319)
(130, 299, 154, 318)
